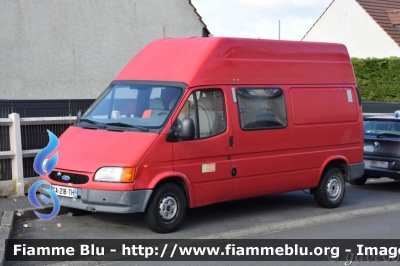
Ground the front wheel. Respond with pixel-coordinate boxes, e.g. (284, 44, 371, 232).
(144, 183, 187, 233)
(314, 167, 345, 208)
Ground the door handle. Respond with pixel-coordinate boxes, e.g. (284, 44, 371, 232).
(231, 167, 237, 177)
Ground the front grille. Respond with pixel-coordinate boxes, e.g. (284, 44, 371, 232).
(49, 171, 89, 184)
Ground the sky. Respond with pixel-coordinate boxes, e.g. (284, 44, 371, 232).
(190, 0, 333, 41)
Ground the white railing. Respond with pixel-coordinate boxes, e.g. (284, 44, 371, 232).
(0, 113, 76, 197)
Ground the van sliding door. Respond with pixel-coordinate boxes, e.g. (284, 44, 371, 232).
(231, 87, 293, 198)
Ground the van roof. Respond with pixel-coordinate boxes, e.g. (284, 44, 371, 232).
(114, 37, 356, 87)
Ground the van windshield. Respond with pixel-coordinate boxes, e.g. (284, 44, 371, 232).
(81, 83, 183, 131)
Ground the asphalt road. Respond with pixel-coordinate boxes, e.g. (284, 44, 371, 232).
(8, 178, 400, 266)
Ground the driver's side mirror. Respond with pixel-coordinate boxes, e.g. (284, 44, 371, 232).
(166, 118, 195, 142)
(180, 118, 195, 140)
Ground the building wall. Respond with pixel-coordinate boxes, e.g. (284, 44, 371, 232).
(0, 0, 206, 100)
(302, 0, 400, 58)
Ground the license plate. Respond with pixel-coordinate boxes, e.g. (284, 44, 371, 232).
(365, 160, 388, 168)
(51, 185, 77, 198)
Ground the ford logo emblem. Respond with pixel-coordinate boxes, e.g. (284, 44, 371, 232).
(61, 175, 70, 181)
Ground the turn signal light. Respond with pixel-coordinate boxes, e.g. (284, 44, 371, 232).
(120, 167, 136, 183)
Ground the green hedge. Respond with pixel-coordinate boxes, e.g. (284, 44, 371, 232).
(352, 57, 400, 102)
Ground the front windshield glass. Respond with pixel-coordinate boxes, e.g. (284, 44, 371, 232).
(81, 83, 183, 130)
(364, 119, 400, 136)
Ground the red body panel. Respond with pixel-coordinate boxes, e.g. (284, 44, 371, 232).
(56, 127, 159, 172)
(115, 37, 355, 86)
(43, 37, 363, 210)
(41, 127, 160, 191)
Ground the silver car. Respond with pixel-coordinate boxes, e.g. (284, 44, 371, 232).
(350, 111, 400, 185)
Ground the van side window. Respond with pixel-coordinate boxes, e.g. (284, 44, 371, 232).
(175, 89, 226, 139)
(236, 88, 287, 130)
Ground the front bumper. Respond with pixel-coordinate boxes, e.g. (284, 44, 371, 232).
(39, 187, 153, 213)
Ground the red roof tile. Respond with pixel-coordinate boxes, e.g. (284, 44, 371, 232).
(387, 9, 400, 25)
(356, 0, 400, 46)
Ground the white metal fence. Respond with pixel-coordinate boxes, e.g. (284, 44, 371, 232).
(0, 113, 75, 197)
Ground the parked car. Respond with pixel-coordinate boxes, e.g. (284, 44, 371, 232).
(350, 111, 400, 185)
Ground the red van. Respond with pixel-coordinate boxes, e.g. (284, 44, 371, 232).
(40, 37, 364, 233)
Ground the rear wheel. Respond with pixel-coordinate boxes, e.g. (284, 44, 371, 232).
(314, 167, 345, 208)
(349, 176, 368, 186)
(144, 183, 187, 233)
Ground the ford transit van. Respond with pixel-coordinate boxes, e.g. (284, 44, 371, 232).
(40, 37, 364, 233)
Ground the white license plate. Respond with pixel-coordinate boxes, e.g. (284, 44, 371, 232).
(51, 185, 77, 198)
(365, 160, 388, 168)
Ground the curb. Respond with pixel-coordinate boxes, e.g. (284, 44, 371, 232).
(0, 211, 14, 266)
(0, 207, 56, 266)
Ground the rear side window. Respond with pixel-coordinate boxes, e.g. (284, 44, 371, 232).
(236, 88, 287, 130)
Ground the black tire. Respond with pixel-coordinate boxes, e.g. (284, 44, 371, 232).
(348, 176, 368, 186)
(314, 167, 346, 208)
(144, 183, 187, 233)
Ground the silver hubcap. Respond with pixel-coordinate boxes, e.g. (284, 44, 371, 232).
(326, 176, 341, 201)
(159, 195, 178, 221)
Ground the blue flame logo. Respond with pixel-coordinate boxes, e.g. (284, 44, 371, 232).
(33, 130, 59, 176)
(28, 130, 61, 220)
(28, 180, 60, 220)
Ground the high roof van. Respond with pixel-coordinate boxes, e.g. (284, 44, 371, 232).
(40, 37, 364, 233)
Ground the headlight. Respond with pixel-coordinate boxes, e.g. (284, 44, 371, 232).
(94, 167, 136, 183)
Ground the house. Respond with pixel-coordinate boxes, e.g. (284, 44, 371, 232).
(0, 0, 209, 100)
(302, 0, 400, 58)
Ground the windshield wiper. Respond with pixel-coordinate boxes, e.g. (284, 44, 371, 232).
(80, 119, 106, 128)
(377, 133, 400, 138)
(106, 122, 148, 132)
